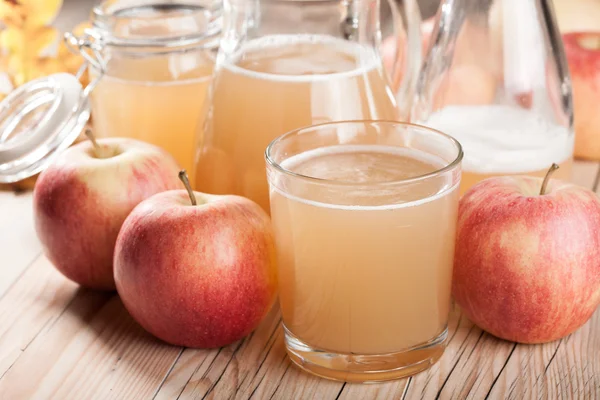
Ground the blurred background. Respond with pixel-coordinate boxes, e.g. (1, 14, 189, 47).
(50, 0, 600, 30)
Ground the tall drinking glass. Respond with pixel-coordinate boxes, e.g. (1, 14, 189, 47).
(265, 120, 462, 382)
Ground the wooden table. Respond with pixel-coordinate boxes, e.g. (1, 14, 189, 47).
(0, 160, 599, 400)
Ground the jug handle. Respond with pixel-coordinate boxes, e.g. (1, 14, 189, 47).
(387, 0, 422, 121)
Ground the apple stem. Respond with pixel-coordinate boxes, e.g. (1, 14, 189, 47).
(178, 170, 197, 206)
(84, 129, 100, 153)
(540, 163, 560, 196)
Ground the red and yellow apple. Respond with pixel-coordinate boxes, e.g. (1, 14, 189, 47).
(33, 136, 181, 290)
(453, 166, 600, 343)
(114, 172, 277, 348)
(563, 32, 600, 160)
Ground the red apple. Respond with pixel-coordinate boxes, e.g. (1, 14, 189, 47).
(114, 172, 277, 348)
(453, 165, 600, 344)
(33, 135, 181, 290)
(563, 32, 600, 160)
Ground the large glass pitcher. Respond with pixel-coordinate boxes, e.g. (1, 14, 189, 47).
(413, 0, 574, 195)
(194, 0, 422, 211)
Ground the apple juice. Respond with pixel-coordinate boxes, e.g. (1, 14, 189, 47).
(91, 53, 214, 186)
(269, 145, 459, 356)
(422, 105, 574, 195)
(195, 34, 398, 212)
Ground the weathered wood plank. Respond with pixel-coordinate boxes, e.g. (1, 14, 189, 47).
(0, 192, 42, 298)
(542, 309, 600, 400)
(0, 255, 183, 400)
(0, 255, 78, 382)
(158, 305, 344, 400)
(0, 161, 597, 400)
(155, 305, 282, 400)
(483, 309, 600, 400)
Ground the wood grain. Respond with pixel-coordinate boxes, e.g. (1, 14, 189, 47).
(0, 162, 598, 400)
(0, 256, 183, 399)
(0, 192, 42, 298)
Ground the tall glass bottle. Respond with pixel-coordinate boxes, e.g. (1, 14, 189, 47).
(413, 0, 574, 195)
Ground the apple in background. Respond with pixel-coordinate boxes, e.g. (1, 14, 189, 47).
(453, 165, 600, 344)
(33, 134, 181, 290)
(382, 16, 497, 107)
(381, 17, 435, 92)
(114, 172, 277, 348)
(433, 64, 497, 108)
(563, 32, 600, 160)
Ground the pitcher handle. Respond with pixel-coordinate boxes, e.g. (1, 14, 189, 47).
(387, 0, 422, 121)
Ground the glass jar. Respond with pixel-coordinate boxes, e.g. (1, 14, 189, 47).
(84, 0, 221, 184)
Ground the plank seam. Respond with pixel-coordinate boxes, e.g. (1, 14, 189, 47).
(543, 339, 563, 377)
(239, 321, 282, 398)
(483, 343, 517, 400)
(0, 292, 65, 381)
(268, 361, 292, 400)
(433, 324, 478, 399)
(247, 373, 267, 399)
(447, 313, 463, 345)
(401, 376, 412, 400)
(201, 340, 245, 400)
(151, 347, 185, 400)
(334, 382, 346, 400)
(19, 285, 85, 352)
(234, 318, 282, 397)
(175, 348, 222, 400)
(447, 331, 485, 400)
(0, 250, 42, 304)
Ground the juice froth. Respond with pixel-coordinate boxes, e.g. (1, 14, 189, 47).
(422, 105, 574, 193)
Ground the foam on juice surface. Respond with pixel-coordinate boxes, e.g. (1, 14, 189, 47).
(272, 145, 458, 210)
(281, 145, 444, 182)
(225, 34, 381, 82)
(422, 105, 574, 174)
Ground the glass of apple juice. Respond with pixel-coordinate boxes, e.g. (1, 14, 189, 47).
(265, 120, 463, 382)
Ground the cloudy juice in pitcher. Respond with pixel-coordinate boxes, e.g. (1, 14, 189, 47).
(195, 34, 398, 211)
(423, 105, 574, 195)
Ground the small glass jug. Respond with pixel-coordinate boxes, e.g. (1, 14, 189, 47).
(0, 0, 221, 186)
(86, 0, 221, 182)
(413, 0, 574, 195)
(194, 0, 422, 211)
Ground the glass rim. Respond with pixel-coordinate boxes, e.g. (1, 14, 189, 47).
(90, 0, 222, 51)
(264, 119, 464, 187)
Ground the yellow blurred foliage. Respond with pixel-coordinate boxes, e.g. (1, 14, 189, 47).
(0, 0, 88, 99)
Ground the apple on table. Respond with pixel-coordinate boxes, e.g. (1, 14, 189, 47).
(453, 164, 600, 344)
(114, 171, 278, 348)
(33, 132, 182, 290)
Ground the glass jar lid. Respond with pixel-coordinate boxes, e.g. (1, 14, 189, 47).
(0, 73, 89, 183)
